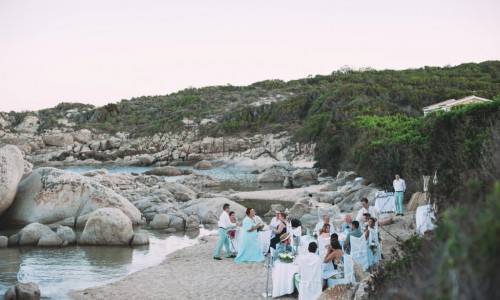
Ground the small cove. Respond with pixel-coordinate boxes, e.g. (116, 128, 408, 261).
(0, 165, 293, 299)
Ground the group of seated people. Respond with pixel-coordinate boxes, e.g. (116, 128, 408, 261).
(225, 198, 382, 298)
(268, 198, 382, 298)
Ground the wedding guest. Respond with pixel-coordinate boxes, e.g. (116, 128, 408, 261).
(273, 233, 294, 261)
(235, 207, 265, 263)
(296, 242, 322, 300)
(318, 223, 332, 238)
(355, 198, 379, 222)
(314, 214, 336, 234)
(214, 203, 234, 260)
(324, 233, 343, 266)
(229, 211, 237, 226)
(393, 174, 406, 216)
(343, 221, 363, 255)
(361, 213, 371, 231)
(270, 212, 287, 250)
(269, 210, 281, 239)
(365, 217, 379, 241)
(341, 214, 353, 232)
(323, 233, 344, 281)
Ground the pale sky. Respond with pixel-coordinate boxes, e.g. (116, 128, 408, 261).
(1, 0, 499, 112)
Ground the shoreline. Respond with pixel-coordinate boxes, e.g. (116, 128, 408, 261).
(230, 184, 329, 202)
(68, 234, 297, 300)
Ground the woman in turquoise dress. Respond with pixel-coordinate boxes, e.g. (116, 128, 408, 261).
(234, 207, 265, 263)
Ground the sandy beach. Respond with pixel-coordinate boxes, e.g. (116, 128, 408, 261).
(68, 211, 415, 300)
(69, 234, 297, 300)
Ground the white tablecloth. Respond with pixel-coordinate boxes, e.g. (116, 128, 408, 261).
(375, 196, 396, 213)
(415, 205, 436, 235)
(231, 229, 271, 254)
(272, 260, 299, 298)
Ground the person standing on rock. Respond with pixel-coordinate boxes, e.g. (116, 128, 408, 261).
(393, 174, 406, 216)
(214, 203, 235, 260)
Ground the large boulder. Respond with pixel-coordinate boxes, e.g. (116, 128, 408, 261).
(3, 167, 143, 227)
(149, 214, 170, 229)
(257, 167, 289, 183)
(0, 145, 25, 215)
(4, 282, 41, 300)
(180, 197, 246, 224)
(131, 230, 150, 246)
(13, 116, 40, 134)
(144, 166, 191, 176)
(79, 208, 134, 245)
(72, 129, 93, 143)
(292, 168, 318, 187)
(57, 225, 77, 244)
(194, 160, 212, 170)
(0, 235, 8, 248)
(8, 223, 58, 246)
(42, 133, 74, 146)
(185, 215, 200, 230)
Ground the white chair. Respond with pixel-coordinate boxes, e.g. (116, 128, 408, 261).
(327, 254, 356, 287)
(297, 254, 323, 300)
(317, 236, 330, 259)
(367, 229, 381, 266)
(270, 247, 276, 262)
(350, 234, 369, 271)
(416, 205, 436, 235)
(290, 226, 302, 254)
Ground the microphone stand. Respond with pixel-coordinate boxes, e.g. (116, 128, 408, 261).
(262, 254, 273, 297)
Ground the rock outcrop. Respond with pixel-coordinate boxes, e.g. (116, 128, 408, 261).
(131, 230, 150, 246)
(79, 208, 134, 245)
(4, 282, 41, 300)
(180, 198, 246, 224)
(0, 145, 25, 215)
(8, 223, 61, 247)
(3, 167, 143, 227)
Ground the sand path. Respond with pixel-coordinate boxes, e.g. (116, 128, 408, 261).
(69, 234, 297, 300)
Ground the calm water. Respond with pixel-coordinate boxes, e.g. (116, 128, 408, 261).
(0, 229, 212, 299)
(0, 165, 292, 299)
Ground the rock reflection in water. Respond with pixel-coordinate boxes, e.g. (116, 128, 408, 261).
(80, 245, 134, 268)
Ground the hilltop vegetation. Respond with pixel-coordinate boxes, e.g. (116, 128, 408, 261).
(6, 61, 500, 201)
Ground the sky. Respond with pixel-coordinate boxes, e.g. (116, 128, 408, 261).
(1, 0, 499, 112)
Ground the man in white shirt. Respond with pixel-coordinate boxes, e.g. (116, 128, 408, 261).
(213, 203, 235, 260)
(355, 198, 379, 223)
(393, 174, 406, 216)
(314, 215, 336, 234)
(295, 242, 322, 300)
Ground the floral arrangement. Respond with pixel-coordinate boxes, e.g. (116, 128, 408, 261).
(370, 243, 378, 254)
(310, 231, 318, 239)
(227, 225, 237, 239)
(334, 258, 344, 279)
(278, 251, 295, 263)
(257, 223, 266, 232)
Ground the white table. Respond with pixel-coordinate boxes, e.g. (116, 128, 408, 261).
(272, 260, 299, 298)
(415, 205, 436, 235)
(375, 195, 396, 213)
(231, 228, 271, 254)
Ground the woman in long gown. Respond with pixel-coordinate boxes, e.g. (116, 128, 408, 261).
(234, 207, 265, 263)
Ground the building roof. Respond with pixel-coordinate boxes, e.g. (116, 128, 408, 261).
(422, 95, 491, 114)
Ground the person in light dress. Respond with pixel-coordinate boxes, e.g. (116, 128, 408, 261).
(234, 207, 265, 263)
